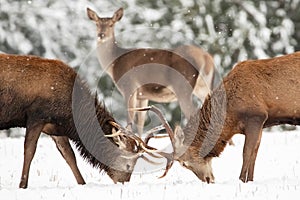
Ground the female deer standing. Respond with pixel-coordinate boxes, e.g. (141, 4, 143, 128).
(87, 7, 219, 135)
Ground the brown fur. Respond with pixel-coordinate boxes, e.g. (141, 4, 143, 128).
(175, 52, 300, 183)
(0, 54, 139, 188)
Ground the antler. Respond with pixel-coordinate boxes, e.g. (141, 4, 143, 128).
(134, 106, 175, 178)
(144, 124, 168, 144)
(107, 121, 163, 162)
(108, 106, 176, 178)
(108, 121, 159, 152)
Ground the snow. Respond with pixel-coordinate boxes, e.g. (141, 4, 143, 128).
(1, 128, 300, 199)
(143, 9, 165, 21)
(241, 1, 266, 27)
(0, 1, 299, 198)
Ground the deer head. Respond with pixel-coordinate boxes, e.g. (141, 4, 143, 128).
(87, 7, 123, 43)
(172, 126, 215, 183)
(140, 106, 215, 183)
(104, 121, 161, 183)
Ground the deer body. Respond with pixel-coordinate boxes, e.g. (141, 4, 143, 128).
(169, 52, 300, 183)
(0, 54, 152, 188)
(88, 8, 217, 134)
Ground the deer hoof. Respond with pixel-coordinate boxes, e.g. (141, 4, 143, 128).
(19, 182, 28, 189)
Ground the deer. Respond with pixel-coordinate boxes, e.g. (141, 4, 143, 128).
(143, 52, 300, 183)
(87, 7, 219, 135)
(0, 53, 161, 188)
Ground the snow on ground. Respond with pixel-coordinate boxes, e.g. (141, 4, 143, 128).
(1, 128, 300, 200)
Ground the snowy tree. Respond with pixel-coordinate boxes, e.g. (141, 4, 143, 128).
(1, 0, 298, 75)
(0, 0, 299, 132)
(120, 0, 298, 73)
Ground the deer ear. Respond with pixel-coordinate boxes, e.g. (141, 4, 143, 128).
(174, 126, 185, 148)
(87, 7, 99, 21)
(112, 8, 123, 22)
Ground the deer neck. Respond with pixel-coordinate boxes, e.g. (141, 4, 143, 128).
(97, 36, 123, 75)
(186, 88, 231, 159)
(69, 79, 125, 172)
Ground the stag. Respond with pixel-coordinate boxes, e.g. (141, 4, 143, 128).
(0, 53, 158, 188)
(146, 52, 300, 183)
(87, 7, 219, 135)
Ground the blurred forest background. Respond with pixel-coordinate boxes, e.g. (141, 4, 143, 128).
(0, 0, 299, 136)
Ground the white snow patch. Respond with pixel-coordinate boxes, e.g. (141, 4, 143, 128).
(0, 128, 300, 199)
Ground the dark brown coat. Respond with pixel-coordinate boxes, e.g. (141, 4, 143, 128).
(0, 54, 142, 188)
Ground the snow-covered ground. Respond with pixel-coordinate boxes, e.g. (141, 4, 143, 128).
(1, 127, 300, 200)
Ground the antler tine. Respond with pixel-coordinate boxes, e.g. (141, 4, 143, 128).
(144, 124, 167, 144)
(129, 132, 162, 154)
(133, 106, 175, 146)
(146, 106, 176, 151)
(121, 153, 163, 165)
(109, 121, 162, 154)
(140, 155, 163, 165)
(147, 152, 164, 159)
(144, 124, 165, 135)
(156, 152, 174, 179)
(138, 106, 176, 178)
(145, 133, 169, 144)
(128, 107, 152, 112)
(105, 127, 123, 137)
(109, 121, 126, 132)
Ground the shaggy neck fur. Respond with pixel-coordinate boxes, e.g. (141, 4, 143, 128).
(183, 86, 230, 159)
(65, 77, 120, 173)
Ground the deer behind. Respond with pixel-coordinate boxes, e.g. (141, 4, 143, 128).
(156, 52, 300, 183)
(0, 54, 154, 188)
(87, 7, 219, 135)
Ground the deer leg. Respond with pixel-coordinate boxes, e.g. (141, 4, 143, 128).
(136, 98, 149, 136)
(126, 91, 137, 130)
(239, 115, 266, 182)
(51, 136, 86, 185)
(19, 123, 43, 188)
(246, 133, 262, 182)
